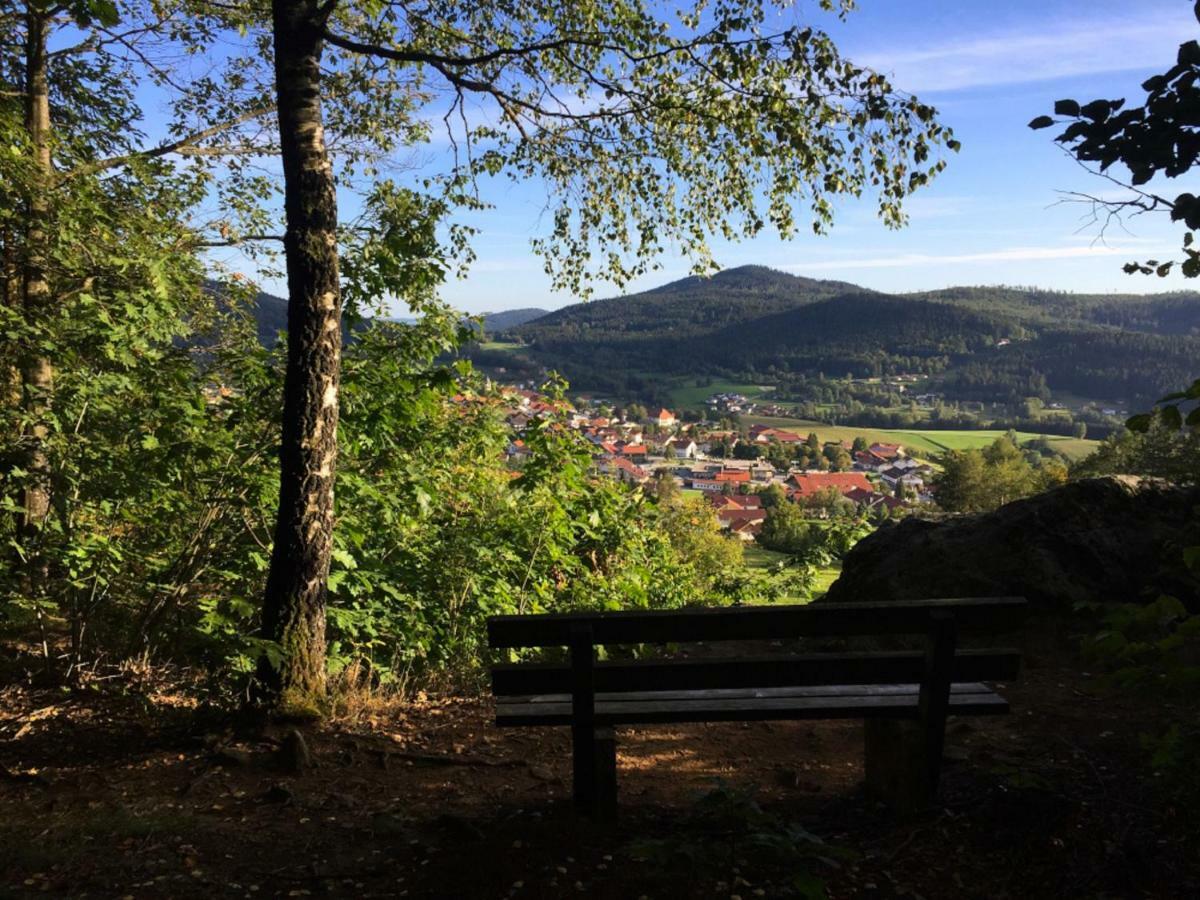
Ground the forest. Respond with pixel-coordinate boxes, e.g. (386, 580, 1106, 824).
(496, 266, 1200, 406)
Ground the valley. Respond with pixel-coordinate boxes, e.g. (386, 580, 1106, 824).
(468, 265, 1199, 445)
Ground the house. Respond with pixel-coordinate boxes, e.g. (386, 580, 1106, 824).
(707, 493, 763, 510)
(751, 427, 802, 444)
(715, 507, 767, 538)
(729, 518, 763, 541)
(844, 487, 904, 512)
(714, 468, 752, 484)
(664, 436, 698, 459)
(868, 442, 904, 461)
(600, 456, 649, 484)
(653, 408, 678, 428)
(787, 472, 874, 498)
(879, 465, 925, 489)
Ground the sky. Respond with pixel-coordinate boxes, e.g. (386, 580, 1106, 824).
(422, 0, 1198, 315)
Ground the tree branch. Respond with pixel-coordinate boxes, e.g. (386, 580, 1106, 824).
(65, 104, 277, 179)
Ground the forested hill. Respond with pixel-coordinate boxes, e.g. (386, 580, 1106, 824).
(519, 265, 862, 340)
(499, 265, 1200, 405)
(481, 308, 549, 331)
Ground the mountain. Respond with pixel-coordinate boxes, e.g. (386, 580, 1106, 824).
(480, 308, 549, 332)
(497, 265, 1200, 406)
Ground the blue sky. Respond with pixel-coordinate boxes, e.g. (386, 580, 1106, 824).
(427, 0, 1198, 314)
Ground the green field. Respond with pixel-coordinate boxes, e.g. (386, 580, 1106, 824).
(477, 340, 523, 352)
(738, 415, 1098, 461)
(665, 379, 776, 409)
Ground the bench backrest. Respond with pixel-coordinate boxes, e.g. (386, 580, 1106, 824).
(488, 598, 1025, 700)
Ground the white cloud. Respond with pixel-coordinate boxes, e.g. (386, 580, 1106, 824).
(781, 243, 1165, 272)
(858, 15, 1190, 93)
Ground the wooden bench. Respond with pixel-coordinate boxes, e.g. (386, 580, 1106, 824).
(487, 597, 1025, 816)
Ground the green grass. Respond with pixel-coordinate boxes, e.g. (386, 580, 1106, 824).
(740, 546, 840, 601)
(665, 379, 776, 409)
(738, 415, 1098, 461)
(477, 340, 522, 351)
(810, 564, 841, 597)
(742, 545, 790, 571)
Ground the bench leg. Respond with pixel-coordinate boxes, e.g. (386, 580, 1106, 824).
(572, 725, 618, 819)
(864, 719, 936, 813)
(595, 728, 617, 821)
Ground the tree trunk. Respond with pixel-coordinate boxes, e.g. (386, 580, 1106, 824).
(19, 5, 53, 541)
(259, 0, 342, 717)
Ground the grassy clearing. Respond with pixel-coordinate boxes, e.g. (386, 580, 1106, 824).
(666, 379, 775, 409)
(477, 340, 523, 352)
(739, 415, 1098, 460)
(742, 545, 790, 571)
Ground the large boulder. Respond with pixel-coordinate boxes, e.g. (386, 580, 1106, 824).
(825, 476, 1200, 611)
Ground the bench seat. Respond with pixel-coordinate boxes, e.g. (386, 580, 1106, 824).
(497, 682, 1009, 726)
(487, 597, 1026, 816)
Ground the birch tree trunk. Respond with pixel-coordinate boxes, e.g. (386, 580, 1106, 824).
(259, 0, 342, 716)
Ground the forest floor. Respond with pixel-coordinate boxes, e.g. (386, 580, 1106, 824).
(0, 648, 1196, 900)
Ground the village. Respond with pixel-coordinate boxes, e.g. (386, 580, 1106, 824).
(500, 386, 936, 542)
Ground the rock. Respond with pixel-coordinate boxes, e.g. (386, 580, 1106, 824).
(825, 477, 1200, 612)
(277, 728, 313, 774)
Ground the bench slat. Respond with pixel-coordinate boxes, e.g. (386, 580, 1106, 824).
(492, 649, 1020, 696)
(487, 598, 1026, 648)
(496, 685, 1008, 726)
(504, 681, 994, 704)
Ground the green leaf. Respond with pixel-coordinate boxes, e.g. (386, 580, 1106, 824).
(1053, 99, 1081, 117)
(1027, 116, 1055, 130)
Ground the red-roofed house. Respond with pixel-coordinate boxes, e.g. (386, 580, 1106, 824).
(602, 456, 649, 484)
(715, 507, 767, 538)
(714, 469, 752, 484)
(787, 472, 874, 498)
(752, 427, 802, 444)
(868, 442, 903, 460)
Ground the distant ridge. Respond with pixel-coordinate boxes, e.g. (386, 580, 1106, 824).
(498, 264, 1200, 405)
(480, 308, 549, 332)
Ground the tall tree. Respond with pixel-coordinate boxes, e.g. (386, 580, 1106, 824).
(0, 0, 281, 670)
(260, 0, 342, 712)
(257, 0, 956, 714)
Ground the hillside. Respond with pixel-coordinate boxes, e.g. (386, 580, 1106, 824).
(480, 307, 549, 331)
(500, 266, 1200, 406)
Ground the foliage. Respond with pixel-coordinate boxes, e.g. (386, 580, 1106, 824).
(1073, 423, 1200, 484)
(1078, 590, 1200, 824)
(757, 503, 871, 565)
(934, 436, 1067, 513)
(1030, 8, 1200, 278)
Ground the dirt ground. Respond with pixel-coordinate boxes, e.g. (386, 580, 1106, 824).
(0, 656, 1195, 899)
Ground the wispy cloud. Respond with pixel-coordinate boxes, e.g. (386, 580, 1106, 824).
(858, 14, 1189, 93)
(781, 243, 1163, 272)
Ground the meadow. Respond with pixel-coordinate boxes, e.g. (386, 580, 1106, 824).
(739, 414, 1099, 460)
